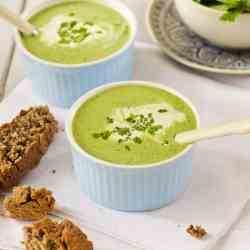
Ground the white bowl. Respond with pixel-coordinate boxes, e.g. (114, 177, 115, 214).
(175, 0, 250, 49)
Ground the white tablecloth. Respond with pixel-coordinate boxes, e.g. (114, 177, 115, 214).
(1, 44, 250, 249)
(2, 0, 250, 249)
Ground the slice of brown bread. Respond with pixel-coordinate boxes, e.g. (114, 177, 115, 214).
(0, 106, 58, 189)
(24, 218, 94, 250)
(3, 186, 55, 221)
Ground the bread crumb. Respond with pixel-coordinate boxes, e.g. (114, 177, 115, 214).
(4, 186, 55, 221)
(186, 225, 207, 239)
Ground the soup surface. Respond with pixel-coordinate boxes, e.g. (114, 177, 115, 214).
(21, 1, 131, 64)
(72, 84, 197, 165)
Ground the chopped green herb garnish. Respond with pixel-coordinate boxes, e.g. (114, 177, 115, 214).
(101, 130, 112, 140)
(74, 35, 85, 43)
(69, 12, 75, 16)
(57, 20, 90, 44)
(92, 133, 102, 139)
(61, 22, 68, 28)
(158, 109, 168, 113)
(133, 137, 142, 144)
(85, 21, 94, 26)
(126, 114, 137, 123)
(106, 117, 114, 124)
(162, 139, 169, 146)
(133, 124, 146, 131)
(148, 125, 163, 135)
(70, 21, 77, 27)
(92, 131, 111, 140)
(115, 127, 130, 136)
(92, 110, 166, 151)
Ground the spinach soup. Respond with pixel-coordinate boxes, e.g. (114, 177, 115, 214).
(21, 1, 131, 64)
(72, 84, 197, 165)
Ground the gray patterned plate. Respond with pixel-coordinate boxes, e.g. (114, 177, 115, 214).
(147, 0, 250, 75)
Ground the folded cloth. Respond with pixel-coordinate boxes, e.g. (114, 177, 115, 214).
(0, 204, 221, 250)
(1, 47, 250, 250)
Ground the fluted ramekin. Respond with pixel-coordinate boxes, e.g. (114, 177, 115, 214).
(14, 0, 137, 108)
(66, 81, 200, 211)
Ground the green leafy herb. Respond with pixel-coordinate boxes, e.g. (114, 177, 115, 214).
(115, 127, 130, 136)
(133, 137, 142, 144)
(102, 131, 112, 140)
(148, 125, 163, 135)
(92, 133, 102, 139)
(92, 130, 111, 140)
(106, 117, 114, 124)
(92, 112, 166, 151)
(70, 20, 77, 28)
(57, 20, 89, 44)
(126, 114, 137, 123)
(193, 0, 250, 21)
(85, 21, 94, 26)
(162, 139, 169, 146)
(158, 109, 168, 113)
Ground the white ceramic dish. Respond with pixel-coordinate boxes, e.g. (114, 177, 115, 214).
(66, 81, 200, 211)
(175, 0, 250, 49)
(146, 0, 250, 75)
(14, 0, 137, 108)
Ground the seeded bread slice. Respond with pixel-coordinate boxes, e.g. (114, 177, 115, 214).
(24, 218, 94, 250)
(0, 106, 58, 189)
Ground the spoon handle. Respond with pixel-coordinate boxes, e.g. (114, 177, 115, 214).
(175, 118, 250, 144)
(0, 4, 37, 35)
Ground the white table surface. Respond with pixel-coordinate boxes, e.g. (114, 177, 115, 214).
(0, 0, 24, 100)
(2, 0, 250, 249)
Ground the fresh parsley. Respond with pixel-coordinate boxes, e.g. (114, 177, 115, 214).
(193, 0, 250, 21)
(92, 112, 166, 151)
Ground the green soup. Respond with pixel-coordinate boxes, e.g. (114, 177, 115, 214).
(21, 1, 131, 64)
(72, 85, 197, 165)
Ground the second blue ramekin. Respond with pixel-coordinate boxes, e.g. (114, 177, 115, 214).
(66, 81, 200, 211)
(15, 0, 137, 108)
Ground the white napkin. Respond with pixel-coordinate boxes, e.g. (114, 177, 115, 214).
(0, 80, 220, 250)
(1, 46, 250, 249)
(0, 0, 25, 100)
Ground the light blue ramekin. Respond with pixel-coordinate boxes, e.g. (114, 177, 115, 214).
(66, 81, 200, 211)
(15, 0, 137, 108)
